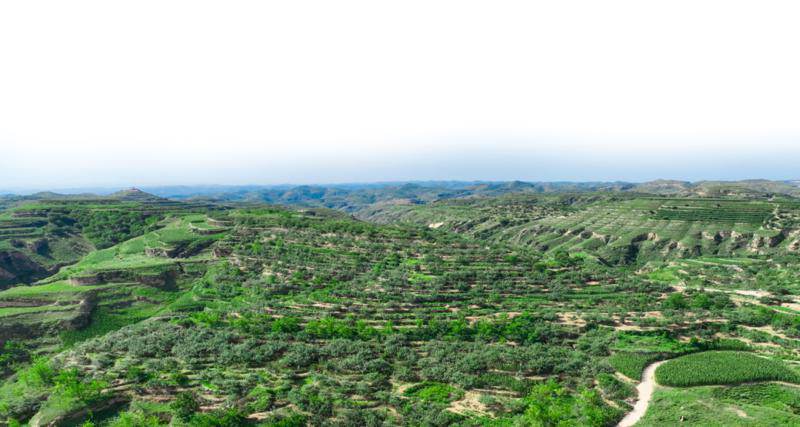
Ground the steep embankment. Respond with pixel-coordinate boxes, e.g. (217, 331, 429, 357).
(0, 222, 94, 288)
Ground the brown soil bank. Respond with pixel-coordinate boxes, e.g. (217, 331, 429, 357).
(0, 250, 50, 288)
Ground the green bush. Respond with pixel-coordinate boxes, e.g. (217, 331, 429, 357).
(404, 382, 463, 404)
(53, 368, 107, 404)
(517, 380, 621, 426)
(190, 408, 247, 426)
(170, 391, 200, 422)
(20, 357, 57, 387)
(108, 411, 163, 427)
(597, 373, 635, 400)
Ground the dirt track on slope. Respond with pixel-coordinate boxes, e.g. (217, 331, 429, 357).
(618, 361, 665, 427)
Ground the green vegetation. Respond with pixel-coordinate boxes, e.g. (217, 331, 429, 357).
(652, 200, 774, 224)
(655, 351, 800, 387)
(362, 193, 800, 264)
(485, 380, 622, 426)
(609, 352, 663, 380)
(1, 186, 800, 425)
(712, 383, 800, 414)
(0, 192, 215, 287)
(639, 385, 800, 426)
(404, 382, 463, 404)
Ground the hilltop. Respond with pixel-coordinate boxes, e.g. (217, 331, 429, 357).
(108, 188, 166, 202)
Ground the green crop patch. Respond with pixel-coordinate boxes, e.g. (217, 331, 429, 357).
(0, 281, 99, 299)
(652, 201, 774, 224)
(608, 352, 663, 380)
(655, 351, 800, 387)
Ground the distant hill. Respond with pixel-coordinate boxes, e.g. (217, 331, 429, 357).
(4, 179, 799, 203)
(109, 187, 166, 202)
(146, 180, 799, 213)
(634, 179, 693, 195)
(633, 180, 800, 198)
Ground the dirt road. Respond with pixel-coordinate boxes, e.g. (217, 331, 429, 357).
(618, 361, 665, 427)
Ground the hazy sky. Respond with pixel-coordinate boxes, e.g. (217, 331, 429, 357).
(2, 1, 800, 190)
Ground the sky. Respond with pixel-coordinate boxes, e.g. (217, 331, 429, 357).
(2, 1, 800, 191)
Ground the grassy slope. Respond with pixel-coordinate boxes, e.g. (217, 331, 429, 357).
(640, 384, 800, 426)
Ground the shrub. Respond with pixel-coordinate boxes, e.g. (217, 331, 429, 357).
(53, 368, 107, 404)
(404, 382, 463, 404)
(519, 380, 621, 426)
(108, 411, 162, 427)
(597, 373, 635, 400)
(190, 408, 247, 427)
(171, 391, 200, 422)
(20, 357, 57, 387)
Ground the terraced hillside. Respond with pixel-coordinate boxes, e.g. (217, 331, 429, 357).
(361, 194, 800, 264)
(0, 214, 229, 360)
(1, 202, 799, 426)
(0, 190, 216, 288)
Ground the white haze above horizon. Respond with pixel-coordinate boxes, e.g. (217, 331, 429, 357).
(2, 1, 800, 191)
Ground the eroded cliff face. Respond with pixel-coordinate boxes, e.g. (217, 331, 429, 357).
(0, 235, 93, 288)
(0, 250, 50, 288)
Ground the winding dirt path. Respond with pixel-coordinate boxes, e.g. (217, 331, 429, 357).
(617, 361, 665, 427)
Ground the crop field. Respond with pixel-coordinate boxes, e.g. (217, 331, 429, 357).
(655, 351, 800, 387)
(0, 304, 74, 318)
(0, 280, 102, 297)
(651, 200, 775, 224)
(609, 352, 663, 380)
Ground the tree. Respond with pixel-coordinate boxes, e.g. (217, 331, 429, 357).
(522, 380, 574, 426)
(171, 391, 200, 422)
(519, 380, 620, 426)
(663, 292, 688, 310)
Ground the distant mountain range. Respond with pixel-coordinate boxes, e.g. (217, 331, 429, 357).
(146, 180, 799, 210)
(3, 180, 799, 210)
